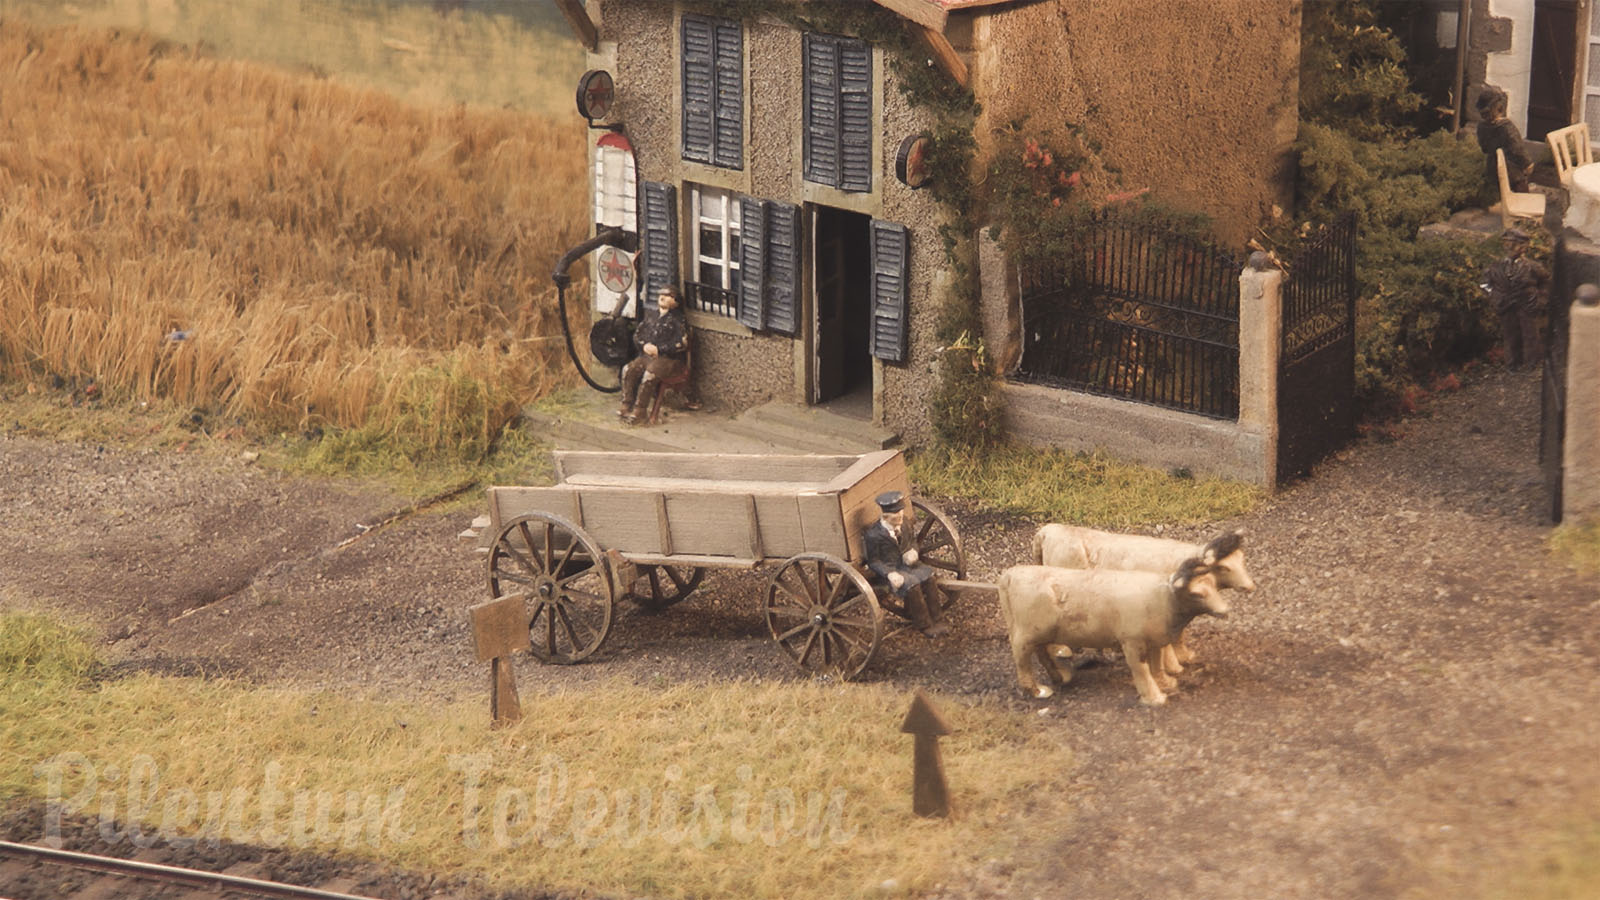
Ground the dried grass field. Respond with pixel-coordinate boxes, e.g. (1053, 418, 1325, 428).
(0, 20, 588, 457)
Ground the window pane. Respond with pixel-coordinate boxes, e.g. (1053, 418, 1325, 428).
(699, 226, 722, 259)
(730, 267, 742, 295)
(700, 192, 722, 220)
(700, 261, 722, 286)
(729, 232, 741, 260)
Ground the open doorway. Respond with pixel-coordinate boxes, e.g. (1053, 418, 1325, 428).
(1527, 0, 1578, 140)
(811, 205, 873, 413)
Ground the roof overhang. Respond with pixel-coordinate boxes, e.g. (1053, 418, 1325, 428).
(869, 0, 1025, 32)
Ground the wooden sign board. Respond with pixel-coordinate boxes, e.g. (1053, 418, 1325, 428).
(471, 595, 531, 662)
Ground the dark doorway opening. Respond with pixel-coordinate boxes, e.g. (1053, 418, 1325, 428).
(1527, 0, 1578, 141)
(812, 206, 873, 410)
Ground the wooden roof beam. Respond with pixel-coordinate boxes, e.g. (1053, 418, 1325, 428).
(918, 25, 969, 89)
(553, 0, 598, 52)
(871, 0, 947, 32)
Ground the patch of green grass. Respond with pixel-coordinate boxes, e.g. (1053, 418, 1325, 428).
(910, 443, 1261, 529)
(1, 611, 1069, 899)
(1549, 519, 1600, 575)
(0, 610, 100, 686)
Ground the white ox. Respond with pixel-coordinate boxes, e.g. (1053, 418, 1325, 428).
(997, 560, 1229, 706)
(1032, 525, 1254, 674)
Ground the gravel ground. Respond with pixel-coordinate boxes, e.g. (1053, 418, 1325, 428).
(3, 365, 1598, 899)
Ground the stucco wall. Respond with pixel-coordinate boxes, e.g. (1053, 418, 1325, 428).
(973, 0, 1300, 247)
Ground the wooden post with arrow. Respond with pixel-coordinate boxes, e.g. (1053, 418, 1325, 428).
(900, 690, 952, 818)
(469, 595, 532, 726)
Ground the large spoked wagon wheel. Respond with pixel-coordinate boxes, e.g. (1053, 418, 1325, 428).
(627, 564, 706, 612)
(487, 513, 615, 664)
(764, 553, 882, 680)
(910, 498, 966, 580)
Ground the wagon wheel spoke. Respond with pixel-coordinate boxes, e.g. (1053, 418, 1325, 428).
(797, 628, 821, 667)
(764, 554, 882, 681)
(629, 564, 705, 613)
(488, 513, 614, 665)
(910, 499, 967, 589)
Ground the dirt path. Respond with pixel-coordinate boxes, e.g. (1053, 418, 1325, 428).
(2, 367, 1596, 898)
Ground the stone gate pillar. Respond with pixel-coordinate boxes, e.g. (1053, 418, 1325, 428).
(1565, 285, 1600, 521)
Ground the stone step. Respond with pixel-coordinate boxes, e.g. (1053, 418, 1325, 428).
(739, 402, 900, 450)
(719, 415, 876, 455)
(521, 408, 687, 453)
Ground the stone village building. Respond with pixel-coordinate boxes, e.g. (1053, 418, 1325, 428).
(557, 0, 1303, 482)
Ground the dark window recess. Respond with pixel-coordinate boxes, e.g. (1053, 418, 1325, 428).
(682, 14, 743, 169)
(638, 180, 679, 304)
(737, 196, 802, 336)
(803, 33, 872, 192)
(868, 220, 909, 364)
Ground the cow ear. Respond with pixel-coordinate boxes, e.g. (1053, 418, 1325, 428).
(1201, 547, 1218, 565)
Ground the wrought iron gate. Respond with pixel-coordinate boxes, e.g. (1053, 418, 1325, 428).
(1277, 213, 1358, 481)
(1014, 209, 1242, 419)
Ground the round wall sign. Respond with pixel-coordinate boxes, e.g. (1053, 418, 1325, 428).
(576, 69, 615, 121)
(597, 246, 635, 293)
(895, 135, 932, 189)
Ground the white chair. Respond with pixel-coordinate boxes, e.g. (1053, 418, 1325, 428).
(1546, 122, 1593, 187)
(1497, 148, 1546, 228)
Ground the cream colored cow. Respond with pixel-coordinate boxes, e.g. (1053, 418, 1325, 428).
(1032, 526, 1254, 674)
(997, 559, 1228, 706)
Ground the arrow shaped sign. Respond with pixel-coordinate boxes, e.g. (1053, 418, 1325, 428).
(900, 690, 951, 818)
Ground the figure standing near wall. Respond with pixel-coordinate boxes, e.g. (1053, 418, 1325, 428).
(1482, 227, 1549, 368)
(1476, 85, 1534, 194)
(618, 285, 690, 424)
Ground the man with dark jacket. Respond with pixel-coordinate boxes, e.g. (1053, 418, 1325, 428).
(619, 285, 690, 424)
(1476, 85, 1534, 194)
(862, 491, 950, 637)
(1482, 227, 1549, 368)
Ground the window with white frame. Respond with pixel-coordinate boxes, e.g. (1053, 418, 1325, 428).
(688, 183, 741, 317)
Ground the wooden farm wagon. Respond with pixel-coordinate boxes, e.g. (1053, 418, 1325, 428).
(484, 449, 967, 678)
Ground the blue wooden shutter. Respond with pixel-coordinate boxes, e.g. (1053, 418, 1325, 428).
(803, 34, 840, 187)
(838, 40, 872, 192)
(712, 17, 743, 169)
(683, 15, 742, 169)
(868, 220, 909, 363)
(639, 181, 678, 304)
(737, 196, 767, 331)
(735, 196, 801, 336)
(804, 34, 870, 191)
(764, 201, 801, 336)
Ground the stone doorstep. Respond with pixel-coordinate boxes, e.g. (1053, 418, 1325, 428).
(740, 401, 899, 450)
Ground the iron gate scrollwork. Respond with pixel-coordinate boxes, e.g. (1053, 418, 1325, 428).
(1277, 212, 1357, 481)
(1013, 208, 1243, 419)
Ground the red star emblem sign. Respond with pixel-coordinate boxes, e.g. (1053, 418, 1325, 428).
(598, 247, 634, 293)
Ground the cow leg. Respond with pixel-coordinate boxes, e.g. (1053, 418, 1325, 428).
(1152, 646, 1178, 692)
(1035, 645, 1072, 686)
(1173, 633, 1197, 665)
(1161, 643, 1184, 677)
(1013, 639, 1053, 699)
(1121, 639, 1167, 706)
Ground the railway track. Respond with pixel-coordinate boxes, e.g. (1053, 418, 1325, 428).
(0, 840, 385, 900)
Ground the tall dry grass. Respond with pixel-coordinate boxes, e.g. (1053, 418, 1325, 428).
(0, 21, 588, 455)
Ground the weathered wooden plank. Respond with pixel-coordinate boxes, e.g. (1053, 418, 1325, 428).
(753, 494, 807, 558)
(746, 494, 763, 560)
(552, 0, 598, 51)
(834, 453, 912, 562)
(918, 26, 969, 88)
(662, 492, 756, 559)
(868, 0, 946, 31)
(655, 492, 673, 557)
(818, 449, 903, 495)
(554, 450, 860, 485)
(486, 486, 581, 536)
(797, 493, 850, 559)
(573, 489, 663, 553)
(935, 578, 999, 596)
(560, 473, 832, 493)
(621, 553, 761, 569)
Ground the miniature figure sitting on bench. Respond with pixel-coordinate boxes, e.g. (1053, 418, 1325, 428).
(619, 284, 693, 425)
(862, 491, 950, 638)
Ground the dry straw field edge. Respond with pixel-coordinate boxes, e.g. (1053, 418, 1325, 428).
(2, 612, 1069, 900)
(0, 21, 589, 462)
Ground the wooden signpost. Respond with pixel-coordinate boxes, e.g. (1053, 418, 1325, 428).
(470, 595, 532, 726)
(900, 690, 952, 818)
